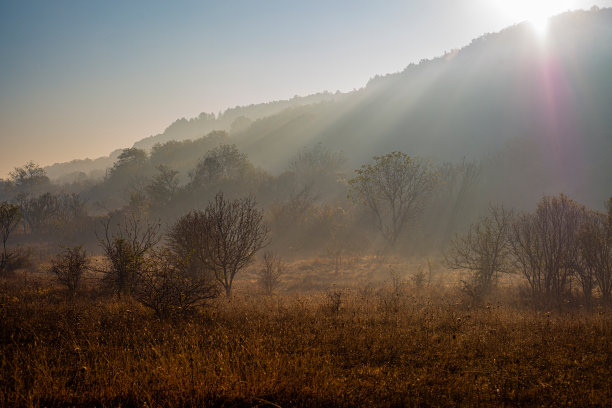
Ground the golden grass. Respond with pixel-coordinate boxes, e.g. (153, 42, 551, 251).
(1, 272, 612, 407)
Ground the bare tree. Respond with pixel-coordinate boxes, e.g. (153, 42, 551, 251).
(508, 194, 587, 305)
(50, 246, 89, 296)
(579, 200, 612, 301)
(0, 201, 21, 272)
(445, 205, 513, 301)
(97, 211, 161, 297)
(168, 193, 269, 297)
(257, 251, 283, 295)
(348, 152, 438, 246)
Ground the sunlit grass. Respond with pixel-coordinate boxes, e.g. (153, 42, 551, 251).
(1, 275, 611, 407)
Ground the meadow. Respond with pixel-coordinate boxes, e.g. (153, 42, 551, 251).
(2, 260, 611, 407)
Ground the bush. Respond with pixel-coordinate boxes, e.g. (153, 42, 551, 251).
(0, 201, 21, 274)
(578, 200, 612, 302)
(257, 251, 283, 295)
(97, 211, 161, 297)
(445, 205, 513, 303)
(50, 246, 88, 295)
(134, 248, 219, 318)
(508, 194, 587, 306)
(1, 246, 32, 276)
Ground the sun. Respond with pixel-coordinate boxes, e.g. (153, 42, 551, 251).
(527, 10, 551, 36)
(495, 0, 575, 37)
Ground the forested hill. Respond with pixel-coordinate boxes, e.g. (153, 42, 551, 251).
(234, 8, 612, 207)
(45, 8, 612, 207)
(44, 92, 343, 180)
(132, 92, 345, 150)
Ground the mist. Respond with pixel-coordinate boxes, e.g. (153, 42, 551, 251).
(1, 5, 612, 407)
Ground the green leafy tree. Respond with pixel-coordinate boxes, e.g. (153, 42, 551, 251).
(348, 152, 438, 246)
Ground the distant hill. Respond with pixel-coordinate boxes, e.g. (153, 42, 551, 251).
(46, 8, 612, 208)
(133, 92, 344, 150)
(45, 149, 122, 182)
(45, 92, 343, 181)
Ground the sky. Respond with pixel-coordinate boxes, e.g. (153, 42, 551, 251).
(1, 0, 611, 178)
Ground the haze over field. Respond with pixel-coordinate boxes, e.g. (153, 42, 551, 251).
(3, 4, 612, 406)
(2, 0, 612, 178)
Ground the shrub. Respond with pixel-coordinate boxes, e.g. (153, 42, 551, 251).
(508, 194, 587, 306)
(50, 246, 88, 295)
(97, 211, 161, 297)
(579, 201, 612, 302)
(0, 201, 21, 273)
(257, 251, 283, 295)
(134, 248, 219, 318)
(1, 246, 32, 276)
(445, 205, 513, 303)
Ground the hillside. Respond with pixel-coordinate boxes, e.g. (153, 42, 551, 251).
(45, 8, 612, 208)
(235, 8, 612, 208)
(44, 92, 343, 180)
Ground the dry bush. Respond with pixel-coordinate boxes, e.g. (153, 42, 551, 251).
(96, 211, 161, 297)
(0, 247, 32, 277)
(134, 248, 219, 318)
(257, 251, 283, 295)
(49, 246, 88, 296)
(0, 202, 21, 274)
(325, 289, 343, 314)
(579, 201, 612, 302)
(508, 194, 587, 307)
(411, 266, 427, 290)
(446, 205, 513, 303)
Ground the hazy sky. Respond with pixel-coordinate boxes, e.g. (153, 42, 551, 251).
(1, 0, 611, 177)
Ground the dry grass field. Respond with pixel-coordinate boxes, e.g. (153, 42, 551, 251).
(1, 260, 612, 407)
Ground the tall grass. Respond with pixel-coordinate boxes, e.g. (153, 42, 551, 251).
(1, 277, 611, 407)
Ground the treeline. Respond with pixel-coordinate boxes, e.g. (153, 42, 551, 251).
(0, 135, 487, 257)
(0, 142, 611, 312)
